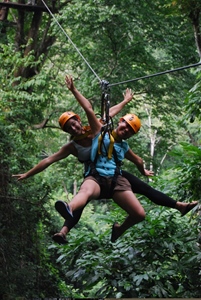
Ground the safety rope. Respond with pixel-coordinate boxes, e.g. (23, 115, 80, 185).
(100, 80, 110, 123)
(41, 0, 102, 83)
(98, 79, 116, 158)
(109, 62, 201, 87)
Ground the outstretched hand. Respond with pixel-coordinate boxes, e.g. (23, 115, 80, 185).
(65, 75, 75, 91)
(12, 174, 27, 181)
(144, 169, 154, 177)
(123, 88, 134, 103)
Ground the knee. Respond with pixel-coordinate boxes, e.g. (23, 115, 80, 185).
(139, 208, 146, 221)
(78, 186, 92, 198)
(132, 207, 146, 222)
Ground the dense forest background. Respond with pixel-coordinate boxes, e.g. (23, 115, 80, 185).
(0, 0, 201, 298)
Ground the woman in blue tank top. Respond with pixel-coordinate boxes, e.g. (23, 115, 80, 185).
(13, 76, 198, 244)
(54, 76, 198, 243)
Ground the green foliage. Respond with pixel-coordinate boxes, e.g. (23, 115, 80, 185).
(166, 142, 201, 202)
(1, 0, 201, 298)
(184, 70, 201, 123)
(60, 0, 198, 171)
(50, 201, 200, 298)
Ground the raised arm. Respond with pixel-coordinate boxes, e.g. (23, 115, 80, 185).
(65, 75, 101, 135)
(12, 142, 75, 181)
(109, 88, 134, 118)
(125, 148, 154, 177)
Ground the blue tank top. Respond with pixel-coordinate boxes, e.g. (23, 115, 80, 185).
(87, 132, 129, 177)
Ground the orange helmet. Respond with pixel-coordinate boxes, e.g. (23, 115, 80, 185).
(120, 113, 141, 133)
(59, 111, 81, 130)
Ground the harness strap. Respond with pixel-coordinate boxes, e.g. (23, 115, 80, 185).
(110, 146, 121, 194)
(84, 160, 100, 179)
(98, 128, 116, 159)
(111, 130, 122, 142)
(108, 134, 115, 159)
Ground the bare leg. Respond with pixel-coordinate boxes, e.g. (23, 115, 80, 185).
(53, 179, 100, 244)
(68, 179, 100, 212)
(111, 190, 145, 242)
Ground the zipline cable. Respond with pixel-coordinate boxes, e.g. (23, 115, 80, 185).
(39, 2, 201, 151)
(41, 1, 201, 89)
(109, 62, 201, 87)
(41, 0, 201, 132)
(41, 0, 102, 83)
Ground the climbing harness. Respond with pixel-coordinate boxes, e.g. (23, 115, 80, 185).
(85, 134, 122, 195)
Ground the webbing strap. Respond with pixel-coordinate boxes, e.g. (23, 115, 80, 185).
(98, 131, 115, 159)
(109, 146, 121, 194)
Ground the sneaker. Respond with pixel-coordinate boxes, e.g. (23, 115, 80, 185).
(55, 200, 73, 219)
